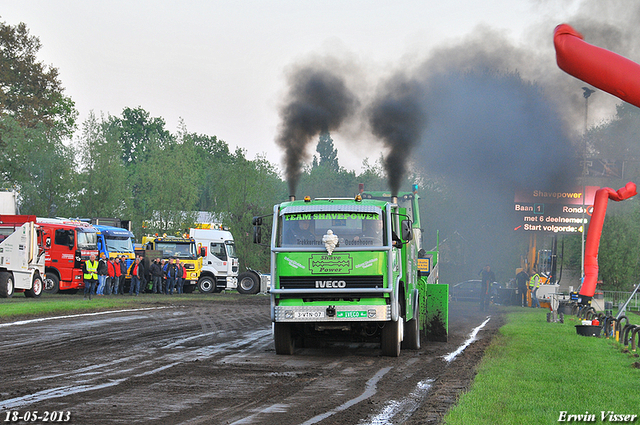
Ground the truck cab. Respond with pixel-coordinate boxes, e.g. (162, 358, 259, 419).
(142, 235, 202, 292)
(36, 217, 99, 293)
(95, 225, 136, 270)
(189, 228, 239, 293)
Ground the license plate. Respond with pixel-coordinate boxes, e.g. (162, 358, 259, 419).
(294, 311, 325, 319)
(337, 311, 367, 318)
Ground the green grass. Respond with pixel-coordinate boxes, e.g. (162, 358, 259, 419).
(0, 292, 249, 320)
(444, 308, 640, 425)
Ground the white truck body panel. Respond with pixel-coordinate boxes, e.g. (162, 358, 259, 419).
(0, 191, 18, 215)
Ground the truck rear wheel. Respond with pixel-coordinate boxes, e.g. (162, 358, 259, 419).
(274, 322, 295, 355)
(43, 273, 60, 294)
(197, 276, 216, 294)
(0, 272, 14, 298)
(237, 271, 260, 295)
(381, 319, 403, 357)
(25, 274, 43, 298)
(402, 317, 420, 350)
(402, 300, 421, 350)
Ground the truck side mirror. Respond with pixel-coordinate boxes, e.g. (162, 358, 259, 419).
(253, 226, 262, 244)
(68, 230, 75, 249)
(401, 220, 413, 241)
(200, 246, 207, 257)
(252, 216, 263, 226)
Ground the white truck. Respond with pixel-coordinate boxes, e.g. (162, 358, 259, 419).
(189, 228, 241, 293)
(0, 215, 46, 298)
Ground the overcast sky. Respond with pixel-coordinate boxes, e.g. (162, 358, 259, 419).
(1, 1, 627, 172)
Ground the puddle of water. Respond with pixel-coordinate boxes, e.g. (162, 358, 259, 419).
(299, 366, 393, 425)
(0, 307, 170, 328)
(361, 379, 434, 425)
(443, 316, 491, 363)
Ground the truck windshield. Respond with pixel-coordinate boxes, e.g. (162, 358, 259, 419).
(77, 231, 98, 250)
(225, 241, 237, 258)
(280, 212, 385, 247)
(106, 236, 134, 253)
(156, 242, 196, 259)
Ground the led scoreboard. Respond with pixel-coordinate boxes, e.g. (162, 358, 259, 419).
(514, 187, 599, 233)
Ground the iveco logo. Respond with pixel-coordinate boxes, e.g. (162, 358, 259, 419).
(315, 280, 347, 288)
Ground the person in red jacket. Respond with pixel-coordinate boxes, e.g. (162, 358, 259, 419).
(106, 257, 117, 295)
(113, 257, 123, 295)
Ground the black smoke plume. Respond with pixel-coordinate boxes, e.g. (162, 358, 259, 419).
(276, 65, 358, 196)
(368, 76, 427, 196)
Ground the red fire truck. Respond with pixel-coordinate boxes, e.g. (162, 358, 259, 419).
(36, 218, 99, 293)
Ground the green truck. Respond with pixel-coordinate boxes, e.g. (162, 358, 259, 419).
(253, 186, 448, 357)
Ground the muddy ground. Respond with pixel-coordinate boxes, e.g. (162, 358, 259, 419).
(0, 295, 503, 424)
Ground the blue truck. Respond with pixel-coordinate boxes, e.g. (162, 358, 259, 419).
(94, 224, 136, 271)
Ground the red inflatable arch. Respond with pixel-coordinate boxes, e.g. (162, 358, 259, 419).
(580, 183, 637, 299)
(554, 23, 640, 108)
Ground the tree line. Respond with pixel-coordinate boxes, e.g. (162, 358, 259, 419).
(3, 19, 640, 289)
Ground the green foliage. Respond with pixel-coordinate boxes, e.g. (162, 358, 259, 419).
(73, 111, 129, 218)
(210, 149, 287, 271)
(313, 131, 339, 171)
(108, 106, 172, 166)
(0, 20, 77, 137)
(597, 202, 640, 291)
(0, 115, 76, 216)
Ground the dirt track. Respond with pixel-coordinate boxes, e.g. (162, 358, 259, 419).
(0, 295, 503, 424)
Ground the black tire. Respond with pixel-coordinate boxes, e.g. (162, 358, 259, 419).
(402, 305, 420, 350)
(197, 276, 216, 294)
(274, 322, 295, 355)
(381, 319, 403, 357)
(43, 273, 60, 294)
(0, 272, 14, 298)
(25, 273, 43, 298)
(237, 271, 260, 295)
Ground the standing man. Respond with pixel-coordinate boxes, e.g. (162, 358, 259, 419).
(165, 258, 178, 295)
(83, 254, 98, 300)
(97, 253, 108, 295)
(515, 268, 529, 307)
(129, 256, 142, 296)
(119, 255, 128, 295)
(150, 258, 163, 294)
(479, 265, 496, 311)
(529, 271, 541, 308)
(161, 259, 168, 294)
(175, 259, 184, 294)
(113, 257, 122, 295)
(106, 256, 116, 295)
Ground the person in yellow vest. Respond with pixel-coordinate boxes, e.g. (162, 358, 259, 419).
(529, 271, 541, 308)
(83, 253, 99, 300)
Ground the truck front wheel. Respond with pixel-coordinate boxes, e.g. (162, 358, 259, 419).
(44, 273, 60, 294)
(197, 276, 216, 294)
(274, 322, 295, 355)
(0, 272, 14, 298)
(381, 319, 403, 357)
(25, 274, 43, 298)
(237, 271, 260, 295)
